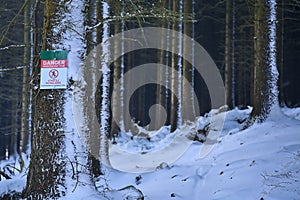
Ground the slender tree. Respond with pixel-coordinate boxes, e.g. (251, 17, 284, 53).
(182, 0, 195, 121)
(225, 0, 234, 109)
(154, 0, 169, 130)
(110, 1, 122, 138)
(20, 0, 31, 156)
(170, 0, 179, 132)
(83, 0, 102, 181)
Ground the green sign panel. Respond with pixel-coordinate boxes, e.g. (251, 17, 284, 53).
(40, 50, 68, 60)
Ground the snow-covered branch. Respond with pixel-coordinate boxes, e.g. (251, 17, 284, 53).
(0, 44, 25, 51)
(0, 66, 27, 72)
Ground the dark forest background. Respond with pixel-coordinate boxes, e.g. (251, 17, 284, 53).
(0, 0, 299, 160)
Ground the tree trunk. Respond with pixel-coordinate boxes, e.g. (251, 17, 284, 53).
(20, 0, 31, 155)
(86, 0, 102, 180)
(110, 2, 121, 138)
(154, 0, 168, 130)
(170, 0, 178, 132)
(277, 0, 285, 106)
(225, 0, 234, 109)
(22, 0, 67, 198)
(251, 0, 274, 121)
(182, 0, 195, 122)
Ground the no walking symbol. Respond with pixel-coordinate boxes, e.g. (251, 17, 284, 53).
(49, 69, 59, 79)
(40, 50, 68, 89)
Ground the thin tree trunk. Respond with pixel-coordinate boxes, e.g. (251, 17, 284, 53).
(182, 0, 194, 122)
(170, 0, 178, 132)
(110, 2, 121, 138)
(154, 0, 168, 130)
(277, 0, 285, 106)
(20, 0, 31, 155)
(88, 0, 102, 179)
(10, 76, 18, 158)
(225, 0, 234, 109)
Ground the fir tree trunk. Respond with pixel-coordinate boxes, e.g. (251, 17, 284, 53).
(225, 0, 234, 109)
(154, 0, 169, 130)
(110, 2, 121, 137)
(251, 0, 272, 121)
(22, 0, 67, 198)
(170, 0, 178, 132)
(182, 0, 195, 122)
(20, 0, 31, 154)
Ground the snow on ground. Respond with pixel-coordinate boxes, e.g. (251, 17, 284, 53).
(282, 107, 300, 120)
(1, 107, 300, 199)
(0, 153, 29, 196)
(102, 107, 300, 200)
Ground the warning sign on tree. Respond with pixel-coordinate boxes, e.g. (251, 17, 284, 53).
(40, 50, 68, 89)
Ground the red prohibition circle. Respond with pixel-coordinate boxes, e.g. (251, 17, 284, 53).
(49, 69, 59, 79)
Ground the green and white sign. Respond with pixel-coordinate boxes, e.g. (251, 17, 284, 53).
(40, 50, 68, 89)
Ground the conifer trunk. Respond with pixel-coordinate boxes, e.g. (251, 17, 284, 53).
(225, 0, 234, 109)
(251, 0, 272, 121)
(20, 0, 31, 154)
(170, 0, 178, 132)
(182, 0, 194, 121)
(23, 0, 67, 198)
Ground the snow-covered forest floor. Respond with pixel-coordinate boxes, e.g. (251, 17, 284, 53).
(1, 105, 300, 199)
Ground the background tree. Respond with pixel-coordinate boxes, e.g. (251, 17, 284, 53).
(225, 0, 235, 109)
(182, 0, 196, 121)
(0, 0, 28, 160)
(20, 0, 31, 156)
(278, 0, 300, 107)
(170, 0, 180, 132)
(110, 0, 122, 138)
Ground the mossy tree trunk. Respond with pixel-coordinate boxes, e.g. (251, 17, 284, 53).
(22, 0, 68, 198)
(251, 0, 273, 121)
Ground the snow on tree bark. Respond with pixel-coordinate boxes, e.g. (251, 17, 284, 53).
(251, 0, 278, 121)
(22, 0, 68, 198)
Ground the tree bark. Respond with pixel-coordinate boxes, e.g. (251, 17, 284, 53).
(182, 0, 195, 122)
(22, 0, 67, 198)
(225, 0, 234, 109)
(251, 0, 272, 121)
(154, 0, 169, 130)
(110, 1, 121, 138)
(20, 0, 31, 155)
(170, 0, 178, 132)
